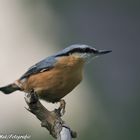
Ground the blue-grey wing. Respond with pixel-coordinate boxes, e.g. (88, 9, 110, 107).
(20, 56, 57, 79)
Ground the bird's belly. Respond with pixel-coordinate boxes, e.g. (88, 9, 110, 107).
(23, 68, 83, 102)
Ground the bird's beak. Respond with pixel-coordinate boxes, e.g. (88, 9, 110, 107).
(95, 50, 112, 55)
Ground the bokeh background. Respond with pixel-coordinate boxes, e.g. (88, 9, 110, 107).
(0, 0, 139, 140)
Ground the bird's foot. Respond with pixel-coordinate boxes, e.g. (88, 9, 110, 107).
(25, 90, 38, 104)
(57, 99, 66, 117)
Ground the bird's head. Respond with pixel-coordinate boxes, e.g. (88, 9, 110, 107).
(55, 44, 112, 63)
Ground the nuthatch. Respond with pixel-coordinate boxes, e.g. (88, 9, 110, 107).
(0, 44, 111, 112)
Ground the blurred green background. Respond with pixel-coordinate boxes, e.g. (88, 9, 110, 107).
(0, 0, 139, 140)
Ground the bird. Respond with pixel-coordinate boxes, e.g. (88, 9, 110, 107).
(0, 44, 111, 113)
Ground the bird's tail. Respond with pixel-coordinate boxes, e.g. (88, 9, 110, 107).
(0, 83, 20, 94)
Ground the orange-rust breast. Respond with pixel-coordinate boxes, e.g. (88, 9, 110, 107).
(21, 56, 85, 102)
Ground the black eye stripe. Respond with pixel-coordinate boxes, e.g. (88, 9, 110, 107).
(56, 48, 96, 57)
(69, 48, 95, 54)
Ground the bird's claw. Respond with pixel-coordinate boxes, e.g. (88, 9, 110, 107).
(25, 90, 38, 104)
(59, 99, 66, 116)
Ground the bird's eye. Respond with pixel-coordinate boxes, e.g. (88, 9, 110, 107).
(85, 48, 91, 53)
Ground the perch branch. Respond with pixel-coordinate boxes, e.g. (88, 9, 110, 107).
(24, 92, 77, 140)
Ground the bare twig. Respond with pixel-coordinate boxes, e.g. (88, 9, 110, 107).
(24, 92, 77, 140)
